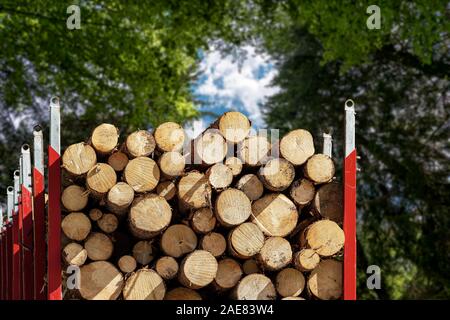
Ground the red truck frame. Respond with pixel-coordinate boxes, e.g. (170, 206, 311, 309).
(0, 97, 357, 300)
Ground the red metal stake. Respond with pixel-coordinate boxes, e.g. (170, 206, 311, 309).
(33, 126, 46, 300)
(48, 96, 62, 300)
(12, 170, 21, 300)
(343, 99, 357, 300)
(1, 219, 4, 300)
(6, 186, 14, 300)
(21, 144, 34, 300)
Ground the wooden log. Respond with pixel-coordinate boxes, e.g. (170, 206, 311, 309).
(154, 122, 186, 152)
(91, 123, 119, 154)
(251, 193, 298, 237)
(237, 135, 271, 166)
(304, 154, 335, 184)
(107, 151, 129, 172)
(228, 222, 264, 259)
(84, 232, 114, 261)
(193, 129, 228, 165)
(160, 224, 198, 258)
(118, 255, 137, 273)
(258, 158, 295, 191)
(106, 182, 135, 216)
(282, 297, 305, 300)
(79, 261, 124, 300)
(213, 258, 243, 290)
(158, 151, 185, 178)
(290, 179, 315, 207)
(156, 180, 177, 201)
(132, 240, 154, 265)
(86, 163, 117, 198)
(155, 256, 179, 280)
(191, 208, 216, 234)
(177, 171, 212, 209)
(165, 287, 202, 300)
(279, 129, 314, 165)
(62, 143, 97, 176)
(307, 259, 342, 300)
(275, 268, 305, 297)
(129, 194, 172, 239)
(62, 212, 92, 241)
(293, 249, 320, 272)
(123, 157, 160, 193)
(301, 220, 344, 257)
(89, 208, 103, 221)
(235, 174, 264, 201)
(225, 156, 243, 176)
(231, 274, 276, 300)
(124, 130, 156, 158)
(242, 259, 260, 275)
(97, 213, 119, 234)
(258, 237, 292, 271)
(313, 181, 343, 223)
(214, 111, 251, 144)
(178, 250, 218, 289)
(215, 188, 252, 227)
(200, 232, 226, 258)
(61, 185, 89, 212)
(62, 242, 87, 266)
(123, 269, 166, 300)
(206, 163, 233, 189)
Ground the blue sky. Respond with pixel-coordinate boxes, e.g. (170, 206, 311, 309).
(187, 46, 279, 138)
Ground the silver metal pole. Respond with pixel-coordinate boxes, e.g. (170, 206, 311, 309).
(50, 97, 61, 154)
(323, 133, 333, 158)
(21, 145, 32, 190)
(33, 126, 44, 176)
(13, 171, 20, 213)
(7, 186, 14, 221)
(345, 99, 356, 157)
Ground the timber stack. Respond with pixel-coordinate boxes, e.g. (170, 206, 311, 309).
(60, 112, 344, 300)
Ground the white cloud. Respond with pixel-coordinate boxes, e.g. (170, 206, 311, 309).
(195, 45, 279, 127)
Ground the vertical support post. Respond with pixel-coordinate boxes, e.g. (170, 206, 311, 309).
(21, 144, 34, 300)
(343, 99, 357, 300)
(33, 126, 46, 300)
(48, 96, 62, 300)
(1, 207, 4, 300)
(12, 170, 21, 300)
(6, 187, 14, 300)
(323, 133, 333, 157)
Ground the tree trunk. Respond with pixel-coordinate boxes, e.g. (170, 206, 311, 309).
(225, 156, 243, 176)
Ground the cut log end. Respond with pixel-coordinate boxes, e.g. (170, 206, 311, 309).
(86, 163, 117, 197)
(62, 212, 91, 241)
(258, 158, 295, 192)
(232, 274, 276, 300)
(97, 213, 119, 234)
(118, 255, 137, 273)
(123, 269, 165, 300)
(251, 193, 298, 237)
(62, 185, 89, 212)
(80, 261, 124, 300)
(206, 163, 233, 189)
(108, 151, 129, 172)
(280, 129, 315, 166)
(290, 179, 315, 207)
(63, 242, 87, 266)
(214, 258, 243, 290)
(125, 130, 156, 158)
(107, 182, 134, 215)
(161, 224, 198, 258)
(225, 157, 243, 176)
(124, 157, 160, 193)
(91, 123, 119, 154)
(155, 256, 179, 280)
(200, 232, 226, 257)
(178, 250, 218, 289)
(84, 232, 114, 261)
(276, 268, 305, 297)
(238, 135, 271, 166)
(258, 237, 292, 271)
(194, 130, 228, 165)
(229, 222, 264, 259)
(165, 287, 202, 300)
(129, 194, 172, 239)
(177, 171, 211, 209)
(236, 174, 264, 201)
(307, 259, 342, 300)
(215, 188, 252, 227)
(132, 240, 154, 265)
(304, 154, 335, 184)
(191, 208, 216, 234)
(158, 151, 185, 178)
(154, 122, 185, 152)
(62, 143, 97, 176)
(294, 249, 320, 272)
(89, 208, 103, 222)
(217, 111, 251, 143)
(304, 220, 344, 257)
(242, 259, 260, 275)
(313, 182, 343, 223)
(156, 180, 177, 201)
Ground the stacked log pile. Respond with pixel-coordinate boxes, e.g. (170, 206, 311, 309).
(60, 112, 344, 300)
